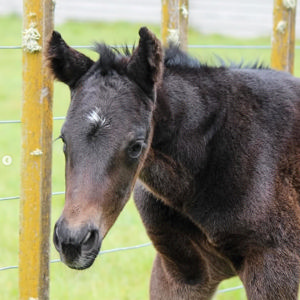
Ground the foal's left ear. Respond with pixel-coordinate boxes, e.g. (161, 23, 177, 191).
(46, 31, 94, 88)
(127, 27, 163, 100)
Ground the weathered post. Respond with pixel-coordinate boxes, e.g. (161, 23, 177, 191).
(179, 0, 189, 51)
(19, 0, 54, 299)
(161, 0, 189, 50)
(271, 0, 297, 73)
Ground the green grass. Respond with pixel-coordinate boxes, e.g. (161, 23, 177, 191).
(1, 14, 299, 299)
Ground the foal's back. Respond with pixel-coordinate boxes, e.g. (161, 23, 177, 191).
(232, 68, 300, 202)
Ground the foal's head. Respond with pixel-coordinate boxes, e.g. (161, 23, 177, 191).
(47, 27, 163, 269)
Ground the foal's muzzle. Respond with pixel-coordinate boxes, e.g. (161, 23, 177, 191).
(53, 218, 101, 270)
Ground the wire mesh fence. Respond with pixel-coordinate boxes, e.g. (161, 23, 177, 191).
(2, 0, 300, 297)
(1, 10, 298, 295)
(0, 41, 258, 298)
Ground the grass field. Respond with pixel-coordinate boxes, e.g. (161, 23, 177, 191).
(1, 14, 300, 299)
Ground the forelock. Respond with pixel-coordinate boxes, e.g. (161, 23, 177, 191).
(94, 44, 131, 76)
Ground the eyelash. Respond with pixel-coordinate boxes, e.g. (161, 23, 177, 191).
(59, 134, 66, 142)
(54, 135, 63, 142)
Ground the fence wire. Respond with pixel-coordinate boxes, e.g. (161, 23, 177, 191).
(0, 191, 65, 202)
(0, 242, 152, 272)
(0, 240, 244, 295)
(1, 40, 271, 298)
(2, 44, 300, 51)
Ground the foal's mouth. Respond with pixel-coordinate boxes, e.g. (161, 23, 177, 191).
(61, 247, 101, 270)
(54, 223, 102, 270)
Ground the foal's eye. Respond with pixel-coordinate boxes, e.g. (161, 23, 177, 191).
(128, 140, 145, 159)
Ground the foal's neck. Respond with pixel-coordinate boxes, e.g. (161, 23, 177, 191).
(151, 83, 176, 150)
(152, 70, 201, 150)
(151, 67, 228, 161)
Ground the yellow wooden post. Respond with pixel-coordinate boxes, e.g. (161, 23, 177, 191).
(20, 0, 54, 299)
(271, 0, 297, 74)
(179, 0, 189, 51)
(161, 0, 189, 50)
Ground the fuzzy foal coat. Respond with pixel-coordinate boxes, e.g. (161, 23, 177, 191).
(135, 51, 300, 299)
(47, 28, 300, 299)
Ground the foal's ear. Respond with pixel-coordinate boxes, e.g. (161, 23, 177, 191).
(46, 31, 94, 88)
(127, 27, 163, 100)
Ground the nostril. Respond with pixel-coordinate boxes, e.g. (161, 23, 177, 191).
(81, 230, 98, 250)
(82, 231, 92, 244)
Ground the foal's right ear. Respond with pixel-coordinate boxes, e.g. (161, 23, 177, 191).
(126, 27, 163, 100)
(46, 31, 94, 87)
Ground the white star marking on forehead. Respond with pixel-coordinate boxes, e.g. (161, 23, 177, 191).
(87, 107, 109, 128)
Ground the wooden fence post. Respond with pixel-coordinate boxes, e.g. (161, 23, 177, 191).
(271, 0, 297, 73)
(161, 0, 189, 50)
(179, 0, 189, 51)
(19, 0, 54, 299)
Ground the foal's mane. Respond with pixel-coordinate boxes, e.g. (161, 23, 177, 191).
(163, 45, 268, 70)
(93, 42, 267, 76)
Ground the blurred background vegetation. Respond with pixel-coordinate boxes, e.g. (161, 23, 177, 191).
(1, 14, 300, 299)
